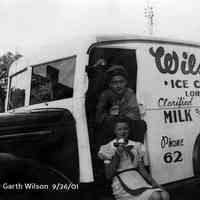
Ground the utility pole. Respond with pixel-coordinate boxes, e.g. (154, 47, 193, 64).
(144, 0, 154, 35)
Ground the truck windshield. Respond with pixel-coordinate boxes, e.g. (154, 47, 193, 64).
(8, 70, 28, 110)
(30, 56, 76, 105)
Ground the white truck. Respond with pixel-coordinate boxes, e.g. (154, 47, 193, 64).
(1, 35, 200, 199)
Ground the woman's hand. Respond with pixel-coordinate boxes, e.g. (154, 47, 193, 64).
(115, 145, 125, 157)
(94, 58, 107, 67)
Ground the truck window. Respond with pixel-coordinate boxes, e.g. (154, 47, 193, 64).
(30, 56, 76, 105)
(8, 70, 28, 110)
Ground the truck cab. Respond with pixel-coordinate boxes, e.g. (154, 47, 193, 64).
(2, 35, 200, 199)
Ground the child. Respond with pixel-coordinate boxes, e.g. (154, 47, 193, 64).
(98, 117, 169, 200)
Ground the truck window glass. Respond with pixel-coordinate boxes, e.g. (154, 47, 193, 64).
(30, 56, 76, 105)
(8, 70, 27, 110)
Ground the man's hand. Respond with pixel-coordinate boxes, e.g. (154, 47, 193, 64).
(94, 58, 107, 67)
(109, 105, 119, 116)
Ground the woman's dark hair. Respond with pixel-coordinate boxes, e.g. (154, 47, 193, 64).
(106, 65, 128, 84)
(108, 116, 147, 142)
(110, 116, 133, 135)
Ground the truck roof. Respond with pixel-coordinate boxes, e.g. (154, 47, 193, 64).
(9, 36, 94, 76)
(88, 34, 200, 53)
(97, 34, 200, 45)
(9, 34, 200, 76)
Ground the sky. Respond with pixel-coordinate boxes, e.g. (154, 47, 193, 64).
(0, 0, 199, 55)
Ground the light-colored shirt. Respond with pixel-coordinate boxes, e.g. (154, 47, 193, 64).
(98, 139, 148, 170)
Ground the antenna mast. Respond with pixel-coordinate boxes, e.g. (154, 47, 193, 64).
(144, 0, 154, 35)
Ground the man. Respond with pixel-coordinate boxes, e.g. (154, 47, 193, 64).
(47, 65, 73, 100)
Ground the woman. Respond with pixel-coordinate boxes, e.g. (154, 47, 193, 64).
(95, 64, 140, 125)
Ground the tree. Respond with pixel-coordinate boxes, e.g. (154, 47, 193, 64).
(0, 51, 22, 78)
(0, 51, 22, 112)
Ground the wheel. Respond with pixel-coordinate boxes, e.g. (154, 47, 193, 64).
(0, 153, 77, 200)
(193, 134, 200, 176)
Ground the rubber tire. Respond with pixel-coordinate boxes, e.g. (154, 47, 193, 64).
(193, 134, 200, 176)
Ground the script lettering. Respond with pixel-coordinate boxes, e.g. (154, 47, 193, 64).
(149, 46, 200, 75)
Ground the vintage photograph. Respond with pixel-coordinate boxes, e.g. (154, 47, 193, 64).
(0, 0, 199, 199)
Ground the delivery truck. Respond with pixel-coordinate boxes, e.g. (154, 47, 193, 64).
(1, 35, 200, 199)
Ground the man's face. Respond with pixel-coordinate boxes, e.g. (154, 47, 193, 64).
(114, 122, 129, 140)
(109, 75, 127, 95)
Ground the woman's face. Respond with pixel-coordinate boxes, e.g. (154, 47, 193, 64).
(114, 122, 129, 140)
(109, 75, 127, 95)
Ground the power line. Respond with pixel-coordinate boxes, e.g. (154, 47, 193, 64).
(144, 0, 154, 35)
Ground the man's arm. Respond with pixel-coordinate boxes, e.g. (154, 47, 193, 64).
(95, 91, 109, 125)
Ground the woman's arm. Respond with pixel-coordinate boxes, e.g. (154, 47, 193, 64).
(104, 153, 119, 179)
(138, 161, 165, 190)
(124, 91, 141, 120)
(104, 146, 124, 179)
